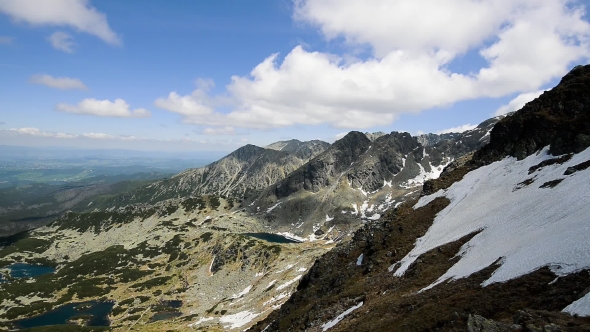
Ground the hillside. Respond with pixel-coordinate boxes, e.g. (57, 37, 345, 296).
(245, 116, 500, 239)
(1, 65, 588, 331)
(102, 141, 330, 208)
(249, 64, 590, 331)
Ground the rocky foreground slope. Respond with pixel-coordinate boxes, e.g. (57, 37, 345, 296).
(250, 64, 590, 331)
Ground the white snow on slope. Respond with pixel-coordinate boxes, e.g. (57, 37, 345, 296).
(266, 202, 282, 213)
(393, 147, 590, 301)
(563, 293, 590, 317)
(326, 214, 334, 222)
(219, 310, 260, 329)
(188, 316, 214, 327)
(321, 302, 364, 331)
(276, 275, 302, 291)
(401, 159, 452, 189)
(356, 253, 364, 266)
(277, 232, 305, 242)
(231, 285, 252, 299)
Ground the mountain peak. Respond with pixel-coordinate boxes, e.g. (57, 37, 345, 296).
(475, 63, 590, 163)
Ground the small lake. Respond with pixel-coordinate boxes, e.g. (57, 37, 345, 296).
(14, 301, 114, 329)
(244, 233, 301, 244)
(9, 263, 55, 278)
(161, 300, 183, 308)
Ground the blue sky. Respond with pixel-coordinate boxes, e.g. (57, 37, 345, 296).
(0, 0, 589, 152)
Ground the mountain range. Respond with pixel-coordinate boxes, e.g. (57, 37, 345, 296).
(0, 65, 588, 331)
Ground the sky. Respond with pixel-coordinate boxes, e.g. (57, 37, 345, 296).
(0, 0, 589, 153)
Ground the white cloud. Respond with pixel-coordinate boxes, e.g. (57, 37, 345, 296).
(494, 90, 546, 116)
(154, 79, 216, 118)
(334, 132, 347, 140)
(47, 31, 74, 53)
(29, 74, 87, 90)
(0, 36, 13, 44)
(9, 127, 76, 138)
(436, 124, 477, 134)
(0, 0, 120, 45)
(56, 98, 151, 118)
(202, 126, 237, 135)
(8, 128, 143, 142)
(293, 0, 510, 58)
(156, 0, 590, 130)
(82, 132, 113, 139)
(117, 135, 138, 141)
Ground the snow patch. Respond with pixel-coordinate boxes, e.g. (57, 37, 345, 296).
(401, 159, 452, 189)
(393, 147, 590, 299)
(356, 253, 364, 266)
(351, 204, 359, 215)
(263, 292, 290, 306)
(231, 285, 252, 299)
(219, 310, 260, 329)
(563, 292, 590, 317)
(266, 202, 282, 213)
(326, 214, 334, 222)
(321, 302, 364, 331)
(277, 232, 305, 242)
(276, 275, 302, 291)
(188, 316, 214, 327)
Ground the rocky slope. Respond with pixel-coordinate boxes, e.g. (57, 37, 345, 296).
(0, 179, 160, 237)
(249, 64, 590, 331)
(266, 139, 330, 160)
(104, 140, 329, 207)
(246, 116, 500, 238)
(0, 195, 333, 331)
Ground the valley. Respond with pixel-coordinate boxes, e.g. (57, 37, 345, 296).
(0, 65, 589, 331)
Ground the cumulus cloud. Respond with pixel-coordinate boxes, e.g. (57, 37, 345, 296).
(29, 74, 87, 90)
(202, 126, 237, 135)
(156, 0, 590, 130)
(154, 79, 216, 118)
(9, 127, 76, 138)
(47, 31, 74, 53)
(436, 124, 477, 134)
(494, 90, 547, 116)
(56, 98, 151, 118)
(0, 0, 120, 45)
(0, 36, 13, 44)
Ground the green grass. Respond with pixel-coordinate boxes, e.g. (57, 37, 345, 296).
(20, 325, 108, 332)
(200, 232, 213, 242)
(130, 276, 173, 291)
(0, 238, 51, 258)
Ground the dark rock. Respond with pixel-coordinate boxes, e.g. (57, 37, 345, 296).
(474, 64, 590, 165)
(467, 314, 514, 332)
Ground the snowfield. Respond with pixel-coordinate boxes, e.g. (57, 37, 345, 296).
(392, 146, 590, 316)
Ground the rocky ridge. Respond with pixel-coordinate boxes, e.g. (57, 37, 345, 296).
(249, 64, 590, 331)
(104, 140, 329, 208)
(246, 116, 499, 238)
